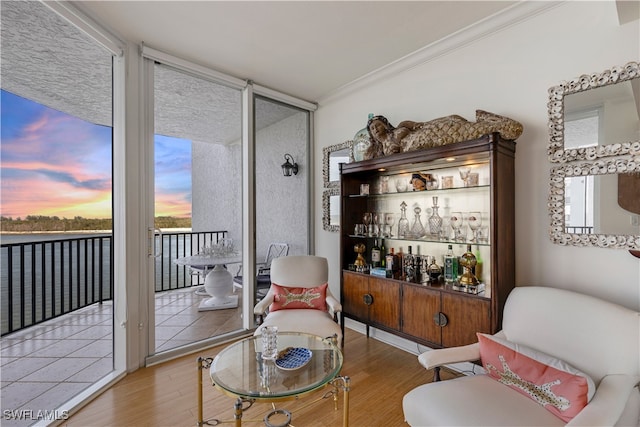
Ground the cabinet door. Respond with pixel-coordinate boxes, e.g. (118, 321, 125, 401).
(401, 285, 441, 346)
(441, 293, 491, 348)
(368, 277, 400, 330)
(342, 272, 369, 321)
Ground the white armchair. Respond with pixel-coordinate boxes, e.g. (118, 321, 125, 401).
(403, 286, 640, 426)
(253, 255, 342, 344)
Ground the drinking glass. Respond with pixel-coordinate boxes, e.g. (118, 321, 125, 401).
(467, 211, 482, 242)
(459, 167, 471, 187)
(363, 212, 372, 236)
(384, 213, 395, 237)
(450, 211, 466, 242)
(477, 225, 490, 244)
(378, 212, 386, 237)
(261, 326, 278, 360)
(372, 213, 379, 236)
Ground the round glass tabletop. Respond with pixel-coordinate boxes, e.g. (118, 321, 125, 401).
(210, 332, 343, 400)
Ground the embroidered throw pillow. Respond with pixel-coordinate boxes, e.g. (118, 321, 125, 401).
(477, 333, 595, 423)
(269, 283, 328, 312)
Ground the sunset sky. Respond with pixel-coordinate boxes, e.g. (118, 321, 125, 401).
(1, 90, 192, 219)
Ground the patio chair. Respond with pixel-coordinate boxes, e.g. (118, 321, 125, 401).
(233, 242, 289, 296)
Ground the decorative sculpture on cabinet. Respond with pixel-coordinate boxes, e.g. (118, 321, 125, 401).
(364, 110, 523, 160)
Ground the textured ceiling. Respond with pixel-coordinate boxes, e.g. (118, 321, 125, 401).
(1, 1, 300, 144)
(73, 1, 517, 103)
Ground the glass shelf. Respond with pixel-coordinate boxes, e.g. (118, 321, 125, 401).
(347, 184, 490, 198)
(347, 234, 490, 247)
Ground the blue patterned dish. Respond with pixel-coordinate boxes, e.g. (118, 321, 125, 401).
(275, 347, 312, 370)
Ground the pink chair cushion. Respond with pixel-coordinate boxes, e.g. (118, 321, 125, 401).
(269, 283, 328, 312)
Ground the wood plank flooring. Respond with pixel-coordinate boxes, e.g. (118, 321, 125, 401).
(65, 328, 461, 427)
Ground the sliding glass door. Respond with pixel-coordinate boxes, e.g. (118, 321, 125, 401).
(1, 0, 117, 418)
(151, 63, 243, 354)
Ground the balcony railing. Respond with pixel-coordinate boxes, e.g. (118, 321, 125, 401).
(1, 230, 227, 336)
(565, 226, 594, 234)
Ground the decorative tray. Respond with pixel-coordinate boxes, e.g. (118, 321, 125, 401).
(275, 347, 312, 370)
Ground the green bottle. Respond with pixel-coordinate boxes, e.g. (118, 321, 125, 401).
(371, 239, 381, 268)
(444, 245, 458, 284)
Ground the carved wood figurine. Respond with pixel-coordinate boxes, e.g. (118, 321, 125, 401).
(364, 110, 523, 160)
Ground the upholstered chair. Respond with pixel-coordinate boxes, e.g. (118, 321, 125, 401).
(403, 286, 640, 426)
(253, 255, 342, 344)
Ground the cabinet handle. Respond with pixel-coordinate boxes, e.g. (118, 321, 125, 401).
(433, 312, 448, 327)
(363, 294, 373, 306)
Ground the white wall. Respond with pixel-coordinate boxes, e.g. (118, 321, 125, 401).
(314, 2, 640, 311)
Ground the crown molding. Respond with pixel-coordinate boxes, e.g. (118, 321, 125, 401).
(318, 1, 563, 106)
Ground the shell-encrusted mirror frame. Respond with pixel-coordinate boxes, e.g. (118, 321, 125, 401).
(547, 61, 640, 163)
(322, 140, 354, 189)
(549, 156, 640, 249)
(322, 188, 340, 233)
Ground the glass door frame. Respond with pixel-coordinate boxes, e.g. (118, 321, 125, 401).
(140, 46, 317, 365)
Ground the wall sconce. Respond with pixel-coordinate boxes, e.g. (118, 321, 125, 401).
(281, 153, 299, 177)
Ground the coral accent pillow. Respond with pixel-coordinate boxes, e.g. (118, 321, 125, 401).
(269, 283, 328, 312)
(477, 333, 595, 423)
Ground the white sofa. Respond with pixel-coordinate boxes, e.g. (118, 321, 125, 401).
(403, 286, 640, 426)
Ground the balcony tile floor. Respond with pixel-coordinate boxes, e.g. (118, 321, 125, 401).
(0, 287, 243, 427)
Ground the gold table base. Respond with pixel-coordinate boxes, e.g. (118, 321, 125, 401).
(197, 356, 350, 427)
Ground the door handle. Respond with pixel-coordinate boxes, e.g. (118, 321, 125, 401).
(363, 293, 373, 306)
(148, 227, 163, 258)
(433, 312, 448, 327)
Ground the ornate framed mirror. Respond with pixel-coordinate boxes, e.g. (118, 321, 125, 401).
(549, 157, 640, 249)
(548, 61, 639, 163)
(322, 140, 353, 188)
(322, 188, 340, 232)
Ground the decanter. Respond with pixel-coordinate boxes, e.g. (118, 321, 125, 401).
(428, 196, 443, 237)
(410, 205, 427, 238)
(397, 201, 409, 238)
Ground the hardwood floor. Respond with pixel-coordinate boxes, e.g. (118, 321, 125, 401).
(65, 328, 461, 427)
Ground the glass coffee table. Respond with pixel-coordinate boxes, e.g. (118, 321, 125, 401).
(197, 332, 350, 427)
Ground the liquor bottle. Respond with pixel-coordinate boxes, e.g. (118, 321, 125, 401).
(443, 244, 459, 284)
(428, 256, 442, 284)
(396, 246, 404, 280)
(474, 246, 483, 283)
(419, 255, 430, 285)
(380, 240, 386, 268)
(385, 247, 395, 278)
(371, 239, 381, 268)
(413, 247, 422, 283)
(404, 246, 415, 282)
